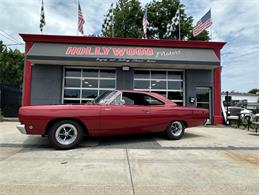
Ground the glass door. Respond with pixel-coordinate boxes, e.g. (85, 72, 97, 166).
(196, 87, 212, 124)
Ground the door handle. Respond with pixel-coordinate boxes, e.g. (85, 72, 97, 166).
(142, 110, 150, 113)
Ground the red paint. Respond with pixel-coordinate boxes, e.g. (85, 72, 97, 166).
(18, 91, 208, 136)
(20, 34, 225, 50)
(213, 48, 223, 124)
(22, 42, 33, 106)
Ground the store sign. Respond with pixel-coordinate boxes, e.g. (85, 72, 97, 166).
(65, 46, 154, 57)
(27, 43, 220, 65)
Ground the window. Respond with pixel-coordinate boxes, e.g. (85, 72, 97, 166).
(63, 68, 116, 104)
(122, 92, 164, 106)
(134, 70, 184, 105)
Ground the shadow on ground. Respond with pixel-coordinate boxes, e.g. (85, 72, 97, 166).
(0, 132, 202, 150)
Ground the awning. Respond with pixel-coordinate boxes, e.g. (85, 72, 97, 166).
(27, 43, 220, 69)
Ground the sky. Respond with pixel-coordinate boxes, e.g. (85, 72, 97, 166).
(0, 0, 258, 92)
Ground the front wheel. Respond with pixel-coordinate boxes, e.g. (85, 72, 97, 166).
(165, 121, 185, 140)
(48, 120, 83, 149)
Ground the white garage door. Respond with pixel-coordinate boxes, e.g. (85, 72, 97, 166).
(63, 68, 116, 104)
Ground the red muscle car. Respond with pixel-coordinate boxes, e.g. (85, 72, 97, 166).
(17, 90, 208, 149)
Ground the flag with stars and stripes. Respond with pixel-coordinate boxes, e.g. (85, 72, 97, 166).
(101, 3, 114, 34)
(40, 0, 46, 32)
(142, 6, 149, 38)
(192, 9, 212, 37)
(78, 1, 85, 35)
(163, 8, 180, 38)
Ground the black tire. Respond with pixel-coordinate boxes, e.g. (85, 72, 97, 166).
(48, 120, 83, 150)
(165, 121, 185, 140)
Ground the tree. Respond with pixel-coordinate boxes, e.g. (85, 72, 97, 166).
(248, 88, 259, 94)
(101, 0, 209, 40)
(0, 41, 24, 86)
(102, 0, 144, 38)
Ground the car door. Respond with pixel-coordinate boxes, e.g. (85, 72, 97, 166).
(99, 104, 151, 135)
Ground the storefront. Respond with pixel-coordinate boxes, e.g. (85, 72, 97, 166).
(20, 34, 225, 124)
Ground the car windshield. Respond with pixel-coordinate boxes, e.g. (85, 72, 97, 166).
(93, 91, 121, 104)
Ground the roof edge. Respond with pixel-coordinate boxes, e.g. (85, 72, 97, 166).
(19, 33, 226, 49)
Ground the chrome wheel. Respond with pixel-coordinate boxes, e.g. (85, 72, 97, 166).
(55, 123, 78, 146)
(170, 121, 183, 137)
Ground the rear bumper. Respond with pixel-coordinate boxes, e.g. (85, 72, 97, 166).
(17, 124, 27, 134)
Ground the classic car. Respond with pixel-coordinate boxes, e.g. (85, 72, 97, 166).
(17, 90, 208, 149)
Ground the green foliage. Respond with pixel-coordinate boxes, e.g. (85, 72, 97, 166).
(248, 88, 259, 94)
(103, 0, 144, 38)
(101, 0, 209, 40)
(0, 41, 24, 86)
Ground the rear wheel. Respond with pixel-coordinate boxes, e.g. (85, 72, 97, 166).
(48, 120, 83, 149)
(165, 121, 185, 140)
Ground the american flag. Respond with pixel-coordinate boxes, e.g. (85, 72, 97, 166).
(40, 0, 46, 32)
(78, 1, 85, 35)
(142, 6, 149, 38)
(192, 9, 212, 37)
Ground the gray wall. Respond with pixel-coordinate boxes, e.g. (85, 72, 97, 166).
(116, 68, 134, 90)
(31, 65, 63, 105)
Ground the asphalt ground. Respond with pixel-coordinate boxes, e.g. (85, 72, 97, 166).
(0, 122, 259, 195)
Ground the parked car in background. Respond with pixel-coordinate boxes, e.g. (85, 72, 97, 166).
(17, 90, 208, 149)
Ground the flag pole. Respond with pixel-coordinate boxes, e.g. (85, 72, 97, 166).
(77, 0, 79, 36)
(112, 6, 114, 38)
(210, 26, 213, 41)
(178, 5, 181, 40)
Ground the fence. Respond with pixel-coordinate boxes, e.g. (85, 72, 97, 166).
(0, 84, 22, 117)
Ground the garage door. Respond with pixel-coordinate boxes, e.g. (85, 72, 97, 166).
(134, 70, 184, 106)
(63, 68, 116, 104)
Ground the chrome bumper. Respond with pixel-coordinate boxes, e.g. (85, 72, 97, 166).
(16, 124, 27, 134)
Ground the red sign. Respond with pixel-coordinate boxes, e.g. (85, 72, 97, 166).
(65, 46, 153, 57)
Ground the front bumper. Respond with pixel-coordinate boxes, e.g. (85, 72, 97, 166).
(17, 124, 27, 134)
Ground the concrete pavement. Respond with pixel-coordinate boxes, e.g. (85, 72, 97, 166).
(0, 122, 258, 195)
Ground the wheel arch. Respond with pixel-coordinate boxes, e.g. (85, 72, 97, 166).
(44, 118, 89, 136)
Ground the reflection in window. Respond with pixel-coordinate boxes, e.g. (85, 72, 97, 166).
(151, 80, 166, 89)
(63, 68, 116, 104)
(65, 79, 81, 88)
(151, 71, 166, 79)
(100, 70, 116, 78)
(65, 69, 81, 77)
(134, 70, 150, 79)
(134, 80, 150, 89)
(64, 89, 80, 98)
(82, 90, 98, 99)
(168, 71, 183, 80)
(168, 81, 182, 90)
(82, 69, 98, 77)
(82, 79, 98, 88)
(100, 80, 115, 89)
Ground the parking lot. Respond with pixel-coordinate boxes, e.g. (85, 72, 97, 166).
(0, 122, 258, 195)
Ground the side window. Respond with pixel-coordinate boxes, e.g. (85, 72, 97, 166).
(122, 96, 135, 105)
(122, 92, 164, 106)
(143, 95, 164, 105)
(111, 94, 122, 105)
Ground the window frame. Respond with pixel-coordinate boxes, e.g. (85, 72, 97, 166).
(62, 67, 117, 104)
(133, 69, 185, 106)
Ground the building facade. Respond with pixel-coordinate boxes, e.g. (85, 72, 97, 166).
(20, 34, 225, 124)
